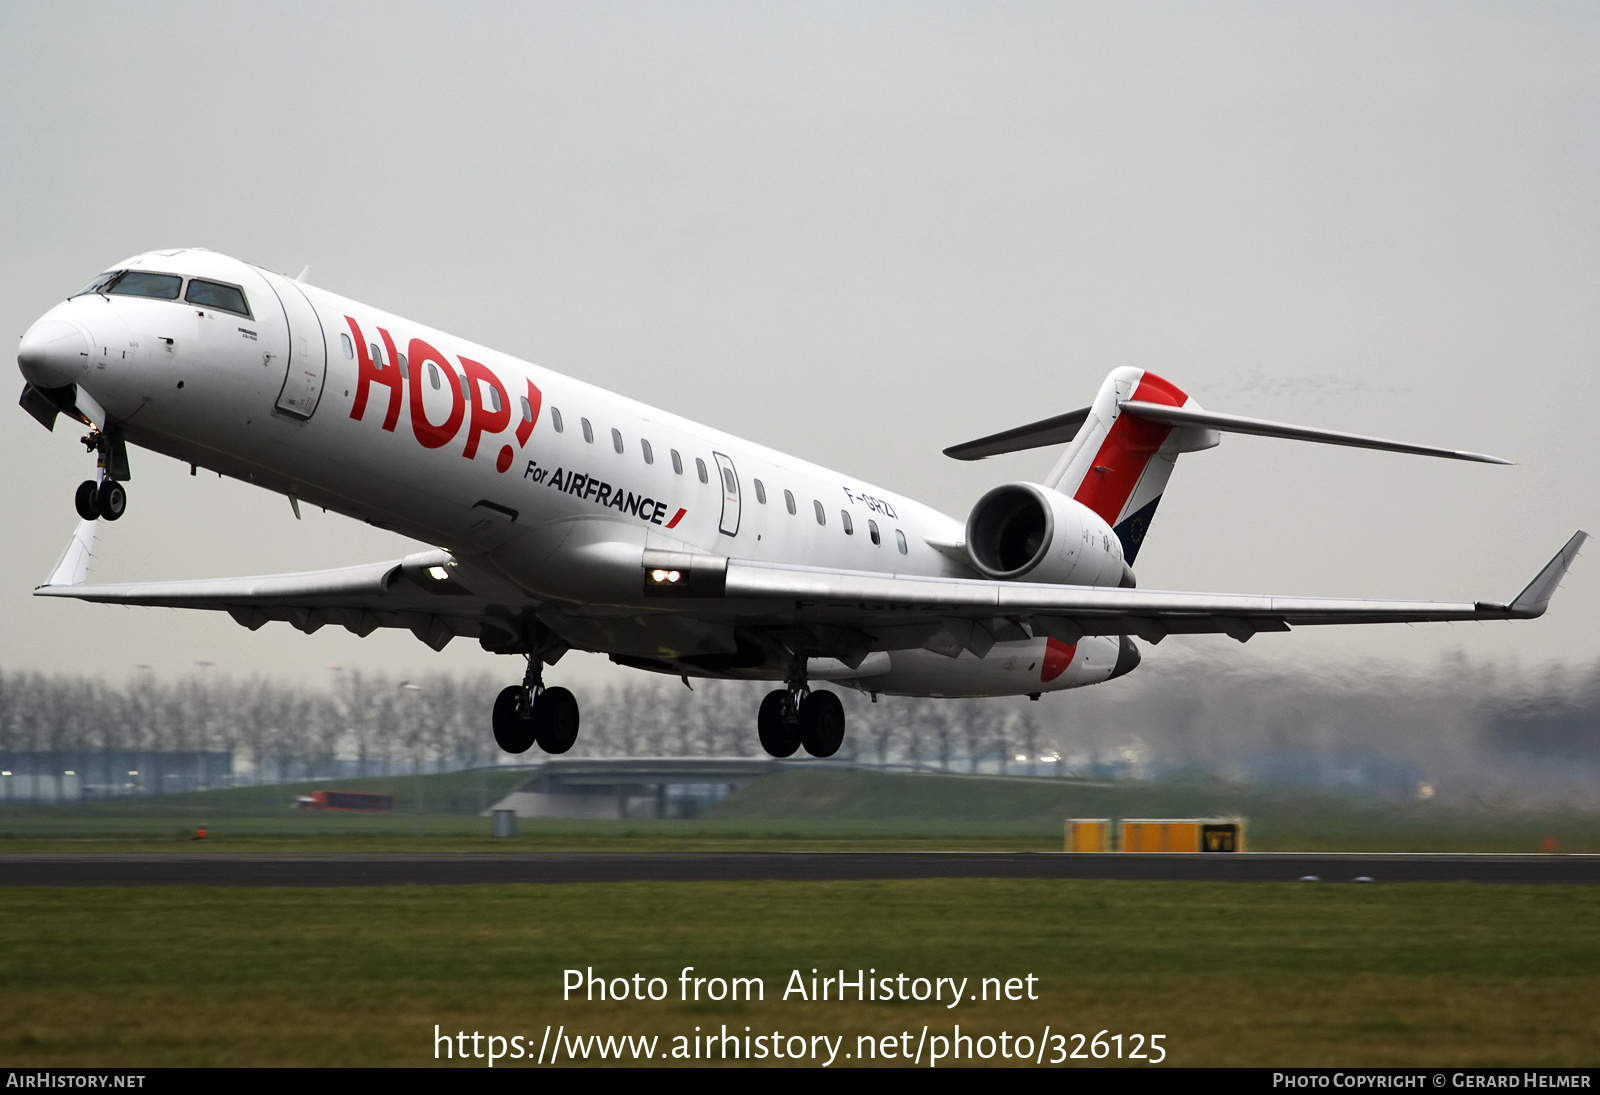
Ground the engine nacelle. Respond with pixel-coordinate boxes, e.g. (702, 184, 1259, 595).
(964, 482, 1128, 586)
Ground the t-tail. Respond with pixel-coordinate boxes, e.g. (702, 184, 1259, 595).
(944, 365, 1512, 566)
(1043, 367, 1217, 564)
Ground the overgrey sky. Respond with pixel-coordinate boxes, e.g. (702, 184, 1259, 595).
(2, 2, 1595, 691)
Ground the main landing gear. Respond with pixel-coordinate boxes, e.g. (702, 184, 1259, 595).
(492, 657, 580, 755)
(73, 429, 127, 522)
(758, 675, 846, 759)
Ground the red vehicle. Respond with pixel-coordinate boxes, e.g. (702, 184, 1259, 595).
(296, 790, 393, 812)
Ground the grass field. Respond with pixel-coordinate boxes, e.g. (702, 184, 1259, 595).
(0, 767, 1595, 853)
(2, 770, 1597, 1067)
(0, 878, 1596, 1067)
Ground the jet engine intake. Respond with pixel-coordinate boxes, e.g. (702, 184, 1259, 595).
(964, 482, 1126, 587)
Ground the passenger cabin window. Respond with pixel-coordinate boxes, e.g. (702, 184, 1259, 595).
(395, 352, 408, 377)
(696, 458, 708, 484)
(520, 396, 533, 423)
(370, 343, 383, 367)
(105, 271, 182, 300)
(459, 373, 471, 402)
(340, 333, 354, 359)
(785, 489, 796, 515)
(896, 529, 908, 554)
(841, 511, 853, 535)
(611, 428, 624, 454)
(488, 386, 501, 413)
(671, 450, 682, 474)
(868, 519, 880, 546)
(184, 278, 250, 317)
(641, 439, 654, 465)
(581, 418, 594, 443)
(427, 363, 441, 390)
(813, 500, 826, 526)
(754, 479, 766, 504)
(551, 408, 564, 432)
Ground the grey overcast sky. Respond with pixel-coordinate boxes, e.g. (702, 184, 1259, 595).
(1, 2, 1595, 690)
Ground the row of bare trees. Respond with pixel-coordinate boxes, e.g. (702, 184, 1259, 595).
(1, 651, 1597, 800)
(0, 670, 1051, 782)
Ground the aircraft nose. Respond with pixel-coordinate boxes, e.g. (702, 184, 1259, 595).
(18, 318, 90, 389)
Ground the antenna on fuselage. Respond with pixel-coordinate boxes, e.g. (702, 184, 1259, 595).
(294, 266, 311, 283)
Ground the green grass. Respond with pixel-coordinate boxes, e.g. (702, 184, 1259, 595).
(0, 768, 1593, 853)
(0, 879, 1595, 1067)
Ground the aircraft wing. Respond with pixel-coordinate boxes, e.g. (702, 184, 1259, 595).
(35, 515, 1585, 660)
(33, 519, 503, 651)
(647, 532, 1587, 650)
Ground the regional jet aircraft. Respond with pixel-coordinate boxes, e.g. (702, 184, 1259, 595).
(15, 250, 1586, 758)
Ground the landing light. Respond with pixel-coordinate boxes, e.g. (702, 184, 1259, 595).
(428, 565, 450, 581)
(650, 569, 682, 584)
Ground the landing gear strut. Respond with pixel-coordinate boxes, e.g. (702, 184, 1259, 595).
(758, 669, 845, 759)
(492, 656, 580, 755)
(73, 429, 127, 522)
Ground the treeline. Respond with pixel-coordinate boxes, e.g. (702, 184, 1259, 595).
(0, 670, 1050, 781)
(1, 653, 1597, 800)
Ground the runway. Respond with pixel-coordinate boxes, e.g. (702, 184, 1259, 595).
(0, 851, 1596, 886)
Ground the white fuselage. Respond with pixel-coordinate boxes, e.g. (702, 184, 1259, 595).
(20, 249, 1131, 697)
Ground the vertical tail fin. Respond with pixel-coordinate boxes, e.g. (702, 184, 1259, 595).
(1047, 367, 1218, 564)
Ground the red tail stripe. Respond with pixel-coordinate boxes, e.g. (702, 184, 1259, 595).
(1072, 372, 1187, 526)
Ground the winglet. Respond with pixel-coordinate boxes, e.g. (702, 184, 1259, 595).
(1508, 531, 1588, 617)
(40, 519, 96, 589)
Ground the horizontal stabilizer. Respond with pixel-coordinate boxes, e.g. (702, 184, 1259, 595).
(944, 398, 1510, 464)
(943, 407, 1090, 461)
(1118, 402, 1512, 464)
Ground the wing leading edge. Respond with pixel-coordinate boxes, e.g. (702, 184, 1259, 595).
(34, 529, 501, 651)
(647, 533, 1587, 645)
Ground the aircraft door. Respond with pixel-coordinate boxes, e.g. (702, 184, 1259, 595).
(713, 451, 741, 536)
(266, 275, 328, 419)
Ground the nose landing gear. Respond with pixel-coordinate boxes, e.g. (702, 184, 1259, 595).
(492, 657, 581, 755)
(73, 429, 128, 522)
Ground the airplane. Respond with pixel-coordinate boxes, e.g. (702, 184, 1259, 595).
(15, 248, 1587, 759)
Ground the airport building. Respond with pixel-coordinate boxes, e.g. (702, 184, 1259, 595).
(0, 750, 233, 803)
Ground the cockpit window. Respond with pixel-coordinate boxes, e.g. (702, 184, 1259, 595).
(184, 278, 251, 317)
(73, 272, 120, 297)
(80, 270, 183, 301)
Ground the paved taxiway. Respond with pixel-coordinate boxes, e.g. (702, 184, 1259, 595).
(0, 852, 1595, 886)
